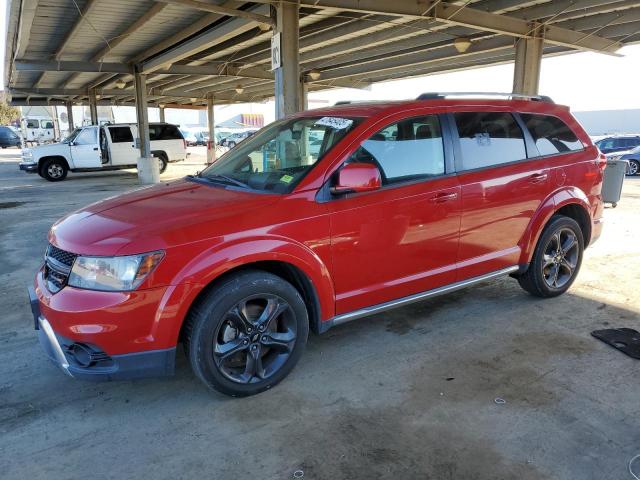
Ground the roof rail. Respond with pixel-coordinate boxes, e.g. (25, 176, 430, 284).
(416, 92, 554, 103)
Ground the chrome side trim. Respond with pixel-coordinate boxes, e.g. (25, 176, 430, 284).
(331, 266, 519, 326)
(38, 317, 72, 376)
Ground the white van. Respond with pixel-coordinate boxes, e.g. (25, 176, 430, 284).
(22, 116, 57, 144)
(19, 122, 186, 181)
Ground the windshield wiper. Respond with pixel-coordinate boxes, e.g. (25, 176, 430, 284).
(205, 174, 251, 189)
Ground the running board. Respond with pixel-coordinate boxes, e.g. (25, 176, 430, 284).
(322, 266, 519, 332)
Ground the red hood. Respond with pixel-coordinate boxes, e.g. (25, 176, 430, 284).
(49, 178, 280, 255)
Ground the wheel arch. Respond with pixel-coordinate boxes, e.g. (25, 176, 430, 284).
(519, 187, 592, 265)
(38, 155, 70, 171)
(168, 239, 335, 346)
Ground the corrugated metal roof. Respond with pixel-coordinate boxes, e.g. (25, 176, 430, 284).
(5, 0, 640, 107)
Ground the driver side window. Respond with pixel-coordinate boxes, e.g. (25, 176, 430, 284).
(348, 115, 445, 185)
(74, 127, 98, 146)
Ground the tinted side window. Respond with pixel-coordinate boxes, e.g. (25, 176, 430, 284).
(350, 115, 445, 184)
(520, 113, 583, 155)
(149, 124, 183, 140)
(74, 127, 97, 146)
(109, 126, 134, 143)
(454, 112, 526, 170)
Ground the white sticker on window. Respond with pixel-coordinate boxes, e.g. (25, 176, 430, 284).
(314, 117, 353, 130)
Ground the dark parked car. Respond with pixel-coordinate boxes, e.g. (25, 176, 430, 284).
(620, 146, 640, 176)
(0, 125, 22, 148)
(595, 135, 640, 154)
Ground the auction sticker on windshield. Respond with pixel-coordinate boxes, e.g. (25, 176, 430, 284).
(314, 117, 353, 130)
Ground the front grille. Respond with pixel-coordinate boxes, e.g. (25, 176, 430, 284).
(44, 244, 77, 293)
(47, 244, 77, 268)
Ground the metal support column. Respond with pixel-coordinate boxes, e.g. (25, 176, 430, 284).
(300, 79, 308, 111)
(134, 68, 159, 184)
(206, 94, 216, 165)
(66, 101, 74, 131)
(513, 23, 544, 96)
(159, 106, 165, 123)
(274, 0, 301, 119)
(89, 89, 98, 124)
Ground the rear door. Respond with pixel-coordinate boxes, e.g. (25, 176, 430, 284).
(328, 113, 461, 314)
(108, 126, 138, 166)
(451, 110, 550, 280)
(70, 126, 101, 168)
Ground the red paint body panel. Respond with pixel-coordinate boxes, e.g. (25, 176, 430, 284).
(34, 98, 604, 359)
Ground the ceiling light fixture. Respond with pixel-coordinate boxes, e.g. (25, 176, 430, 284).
(454, 37, 472, 53)
(235, 85, 245, 94)
(115, 79, 126, 89)
(307, 69, 321, 81)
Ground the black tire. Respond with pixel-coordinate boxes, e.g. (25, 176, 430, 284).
(183, 270, 309, 397)
(627, 159, 639, 176)
(40, 157, 68, 182)
(228, 141, 236, 148)
(154, 153, 168, 174)
(518, 215, 584, 298)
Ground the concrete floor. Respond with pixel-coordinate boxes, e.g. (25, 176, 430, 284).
(0, 147, 639, 480)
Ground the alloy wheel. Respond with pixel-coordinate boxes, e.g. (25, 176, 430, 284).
(542, 227, 579, 289)
(628, 161, 639, 176)
(213, 294, 297, 384)
(47, 163, 64, 178)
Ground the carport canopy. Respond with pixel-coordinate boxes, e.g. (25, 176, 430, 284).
(4, 0, 639, 182)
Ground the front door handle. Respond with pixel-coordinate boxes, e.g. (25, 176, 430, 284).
(93, 147, 99, 151)
(529, 173, 548, 184)
(429, 192, 458, 203)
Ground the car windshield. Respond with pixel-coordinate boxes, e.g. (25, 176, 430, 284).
(61, 128, 82, 144)
(197, 115, 360, 193)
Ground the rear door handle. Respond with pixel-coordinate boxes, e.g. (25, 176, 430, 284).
(529, 173, 548, 184)
(429, 192, 458, 203)
(93, 147, 99, 151)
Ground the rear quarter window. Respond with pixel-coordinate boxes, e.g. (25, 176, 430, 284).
(520, 114, 583, 155)
(149, 124, 183, 141)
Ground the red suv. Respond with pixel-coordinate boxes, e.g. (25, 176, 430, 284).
(29, 94, 605, 396)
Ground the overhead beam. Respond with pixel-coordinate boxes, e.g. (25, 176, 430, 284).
(250, 0, 623, 54)
(153, 0, 274, 27)
(141, 4, 270, 74)
(17, 61, 133, 74)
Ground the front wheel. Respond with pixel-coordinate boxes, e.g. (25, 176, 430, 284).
(517, 215, 584, 298)
(183, 271, 309, 396)
(40, 158, 68, 181)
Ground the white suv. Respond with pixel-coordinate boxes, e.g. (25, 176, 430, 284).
(19, 122, 186, 181)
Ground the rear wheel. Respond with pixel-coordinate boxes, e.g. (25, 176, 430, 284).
(183, 271, 309, 396)
(40, 158, 68, 182)
(227, 141, 236, 148)
(517, 215, 584, 298)
(154, 153, 168, 174)
(627, 159, 639, 176)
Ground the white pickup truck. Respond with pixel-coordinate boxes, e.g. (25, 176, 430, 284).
(19, 122, 186, 181)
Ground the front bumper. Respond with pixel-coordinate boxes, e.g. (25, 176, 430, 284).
(19, 161, 38, 172)
(29, 282, 177, 381)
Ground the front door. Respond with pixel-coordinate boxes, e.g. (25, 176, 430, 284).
(328, 114, 461, 315)
(70, 126, 101, 168)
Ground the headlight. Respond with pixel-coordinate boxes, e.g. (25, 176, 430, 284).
(22, 150, 33, 158)
(68, 251, 164, 291)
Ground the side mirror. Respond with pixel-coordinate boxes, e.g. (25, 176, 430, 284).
(331, 162, 382, 194)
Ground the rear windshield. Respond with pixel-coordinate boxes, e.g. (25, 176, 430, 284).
(149, 124, 183, 141)
(520, 114, 583, 155)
